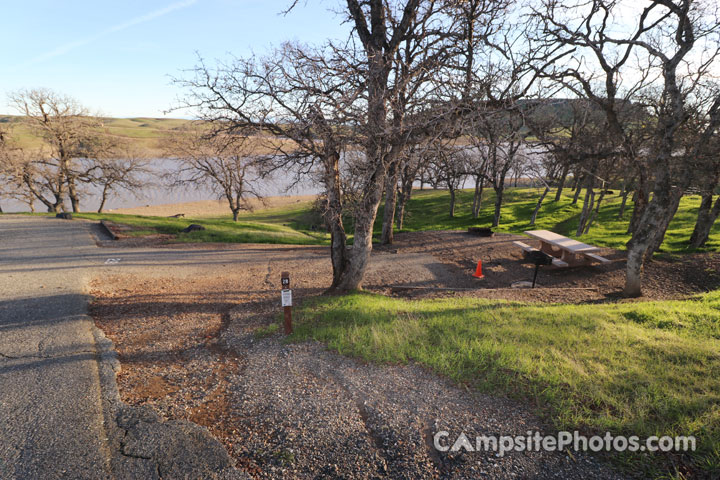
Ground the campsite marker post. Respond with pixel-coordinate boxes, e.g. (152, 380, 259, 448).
(281, 272, 293, 334)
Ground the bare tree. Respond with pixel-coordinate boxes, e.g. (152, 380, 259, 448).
(469, 108, 528, 227)
(425, 140, 469, 217)
(8, 88, 107, 212)
(395, 144, 431, 229)
(535, 0, 720, 296)
(165, 128, 262, 221)
(89, 142, 152, 213)
(175, 41, 357, 288)
(685, 89, 720, 247)
(177, 0, 451, 291)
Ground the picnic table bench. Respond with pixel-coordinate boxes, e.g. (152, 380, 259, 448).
(513, 230, 611, 267)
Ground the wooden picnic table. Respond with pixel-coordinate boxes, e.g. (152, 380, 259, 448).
(523, 230, 608, 267)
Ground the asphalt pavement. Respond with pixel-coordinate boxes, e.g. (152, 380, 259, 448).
(0, 216, 111, 479)
(0, 215, 242, 480)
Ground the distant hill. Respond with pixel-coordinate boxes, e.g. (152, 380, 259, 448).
(0, 115, 195, 155)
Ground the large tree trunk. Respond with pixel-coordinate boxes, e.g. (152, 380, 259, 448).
(332, 163, 385, 292)
(628, 177, 649, 235)
(690, 194, 720, 248)
(644, 194, 682, 261)
(323, 152, 349, 291)
(624, 181, 683, 297)
(331, 30, 389, 292)
(530, 186, 550, 226)
(472, 175, 484, 218)
(380, 160, 399, 244)
(554, 163, 570, 202)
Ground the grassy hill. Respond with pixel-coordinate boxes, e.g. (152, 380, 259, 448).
(0, 115, 193, 155)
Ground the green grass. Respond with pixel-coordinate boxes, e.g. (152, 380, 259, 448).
(293, 291, 720, 477)
(70, 211, 329, 245)
(0, 115, 193, 153)
(47, 186, 720, 252)
(386, 187, 720, 253)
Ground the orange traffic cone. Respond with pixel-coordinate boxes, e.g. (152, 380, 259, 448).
(472, 260, 484, 278)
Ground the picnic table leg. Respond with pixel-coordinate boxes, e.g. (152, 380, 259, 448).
(560, 249, 589, 266)
(540, 241, 559, 257)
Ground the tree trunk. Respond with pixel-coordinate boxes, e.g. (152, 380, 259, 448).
(472, 175, 484, 218)
(530, 187, 550, 226)
(689, 194, 720, 248)
(644, 194, 682, 261)
(570, 173, 580, 192)
(449, 187, 456, 218)
(594, 189, 606, 214)
(232, 209, 240, 222)
(323, 152, 349, 292)
(492, 185, 504, 227)
(628, 181, 648, 235)
(576, 174, 595, 236)
(97, 184, 109, 213)
(380, 161, 399, 244)
(396, 195, 407, 230)
(67, 177, 80, 213)
(576, 188, 595, 237)
(624, 182, 683, 297)
(52, 192, 65, 213)
(618, 187, 630, 220)
(332, 163, 385, 292)
(396, 176, 413, 230)
(571, 176, 583, 205)
(583, 189, 605, 235)
(554, 163, 570, 202)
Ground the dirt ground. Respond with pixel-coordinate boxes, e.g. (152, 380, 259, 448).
(89, 230, 720, 478)
(381, 231, 720, 303)
(109, 195, 318, 217)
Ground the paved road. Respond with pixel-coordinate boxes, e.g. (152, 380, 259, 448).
(0, 216, 111, 479)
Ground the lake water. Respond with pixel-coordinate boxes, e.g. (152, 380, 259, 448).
(2, 158, 322, 213)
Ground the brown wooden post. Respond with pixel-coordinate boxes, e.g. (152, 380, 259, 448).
(281, 271, 292, 334)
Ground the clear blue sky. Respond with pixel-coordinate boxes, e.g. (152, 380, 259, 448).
(0, 0, 349, 118)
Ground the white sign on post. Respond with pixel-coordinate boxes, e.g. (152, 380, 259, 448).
(281, 289, 292, 307)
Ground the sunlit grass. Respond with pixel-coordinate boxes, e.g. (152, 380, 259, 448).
(293, 291, 720, 477)
(388, 187, 720, 253)
(70, 212, 330, 245)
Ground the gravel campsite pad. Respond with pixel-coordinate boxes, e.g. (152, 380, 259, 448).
(89, 232, 720, 478)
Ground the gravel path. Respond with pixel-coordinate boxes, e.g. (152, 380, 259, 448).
(221, 305, 624, 479)
(89, 232, 634, 479)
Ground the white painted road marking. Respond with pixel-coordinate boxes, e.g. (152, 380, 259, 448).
(104, 258, 121, 265)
